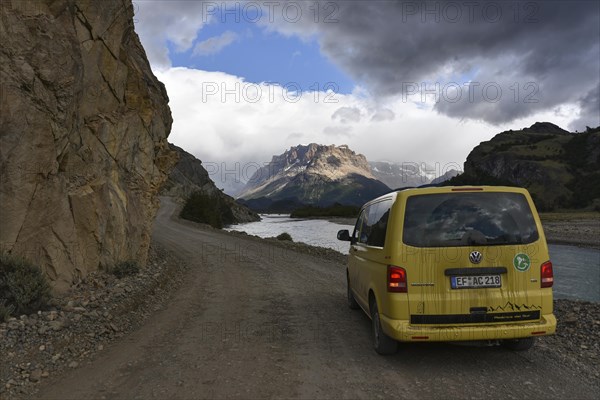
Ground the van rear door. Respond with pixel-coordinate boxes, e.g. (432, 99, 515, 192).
(400, 190, 546, 327)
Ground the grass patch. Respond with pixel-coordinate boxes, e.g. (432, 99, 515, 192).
(0, 299, 15, 323)
(111, 261, 140, 279)
(0, 254, 51, 321)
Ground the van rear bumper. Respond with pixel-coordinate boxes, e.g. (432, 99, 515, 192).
(380, 313, 557, 342)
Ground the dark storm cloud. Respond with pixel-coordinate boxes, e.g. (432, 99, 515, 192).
(271, 0, 599, 125)
(569, 83, 600, 131)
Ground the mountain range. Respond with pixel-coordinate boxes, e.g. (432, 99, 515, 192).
(235, 121, 599, 213)
(237, 144, 391, 211)
(369, 161, 459, 188)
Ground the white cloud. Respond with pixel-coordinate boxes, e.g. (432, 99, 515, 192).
(371, 108, 395, 122)
(331, 106, 361, 123)
(193, 31, 239, 56)
(155, 67, 579, 194)
(134, 1, 213, 70)
(323, 125, 352, 136)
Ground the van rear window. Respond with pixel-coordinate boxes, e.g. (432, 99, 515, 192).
(403, 192, 539, 247)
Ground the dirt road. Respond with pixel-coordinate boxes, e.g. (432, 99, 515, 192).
(37, 198, 598, 399)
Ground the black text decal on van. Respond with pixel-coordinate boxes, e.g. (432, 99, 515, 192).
(488, 302, 542, 312)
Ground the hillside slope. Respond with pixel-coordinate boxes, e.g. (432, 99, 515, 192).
(446, 122, 600, 211)
(161, 144, 259, 224)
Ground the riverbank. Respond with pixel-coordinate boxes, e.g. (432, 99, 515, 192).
(264, 211, 600, 249)
(541, 212, 600, 249)
(541, 299, 600, 382)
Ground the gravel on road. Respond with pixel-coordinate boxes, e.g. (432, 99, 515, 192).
(0, 243, 189, 399)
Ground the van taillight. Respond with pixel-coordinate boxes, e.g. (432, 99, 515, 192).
(388, 266, 407, 293)
(541, 261, 553, 288)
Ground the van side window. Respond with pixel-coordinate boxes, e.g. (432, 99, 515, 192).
(352, 210, 366, 243)
(359, 199, 393, 247)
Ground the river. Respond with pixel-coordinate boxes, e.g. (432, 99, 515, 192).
(226, 215, 600, 302)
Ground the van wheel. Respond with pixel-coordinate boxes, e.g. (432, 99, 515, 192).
(502, 337, 535, 351)
(347, 273, 359, 310)
(370, 300, 398, 355)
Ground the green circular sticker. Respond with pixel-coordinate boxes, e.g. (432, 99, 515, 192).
(513, 253, 531, 272)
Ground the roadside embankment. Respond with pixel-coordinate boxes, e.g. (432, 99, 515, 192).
(0, 243, 189, 399)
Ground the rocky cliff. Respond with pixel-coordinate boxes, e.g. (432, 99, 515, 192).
(446, 122, 600, 211)
(0, 0, 176, 291)
(238, 144, 390, 209)
(161, 144, 259, 223)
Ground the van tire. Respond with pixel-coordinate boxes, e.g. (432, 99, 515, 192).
(370, 300, 398, 355)
(347, 273, 359, 310)
(501, 337, 535, 351)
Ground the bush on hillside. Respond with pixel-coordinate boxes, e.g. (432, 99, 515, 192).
(110, 261, 140, 279)
(276, 232, 293, 241)
(0, 254, 51, 321)
(180, 191, 235, 229)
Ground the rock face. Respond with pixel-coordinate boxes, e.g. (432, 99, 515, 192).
(238, 144, 390, 209)
(446, 122, 600, 211)
(0, 0, 176, 291)
(161, 144, 259, 223)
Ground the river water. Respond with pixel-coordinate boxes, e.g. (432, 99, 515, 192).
(226, 215, 600, 302)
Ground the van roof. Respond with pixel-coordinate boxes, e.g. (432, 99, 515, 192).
(363, 185, 529, 208)
(396, 185, 527, 194)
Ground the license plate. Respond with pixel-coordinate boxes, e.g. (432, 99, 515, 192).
(451, 275, 501, 289)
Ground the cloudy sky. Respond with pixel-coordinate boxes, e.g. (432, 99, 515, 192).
(134, 0, 599, 192)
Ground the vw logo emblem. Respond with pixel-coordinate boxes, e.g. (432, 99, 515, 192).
(469, 251, 482, 264)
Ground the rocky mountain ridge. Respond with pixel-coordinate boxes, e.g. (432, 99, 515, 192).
(369, 161, 453, 188)
(238, 144, 390, 208)
(446, 122, 600, 210)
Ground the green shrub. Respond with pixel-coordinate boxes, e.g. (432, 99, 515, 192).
(443, 169, 514, 187)
(276, 232, 293, 241)
(0, 254, 51, 320)
(111, 261, 140, 279)
(180, 191, 235, 229)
